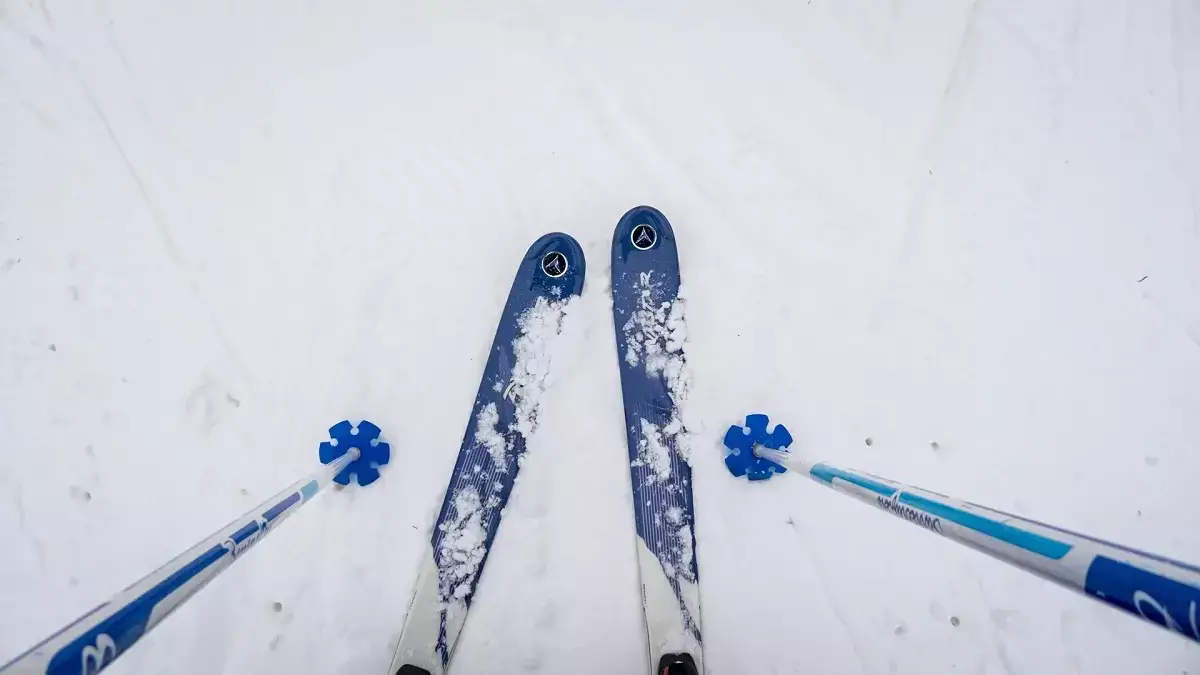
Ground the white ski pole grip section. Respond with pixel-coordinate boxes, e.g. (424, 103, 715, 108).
(757, 448, 1200, 645)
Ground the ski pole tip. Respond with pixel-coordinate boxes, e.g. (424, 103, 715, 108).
(318, 419, 391, 487)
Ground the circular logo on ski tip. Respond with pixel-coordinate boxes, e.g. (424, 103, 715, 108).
(540, 251, 568, 278)
(631, 224, 657, 251)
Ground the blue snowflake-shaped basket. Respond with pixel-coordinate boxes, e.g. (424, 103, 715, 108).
(723, 413, 792, 481)
(318, 420, 391, 487)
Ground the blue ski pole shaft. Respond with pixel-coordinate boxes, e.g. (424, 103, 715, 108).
(0, 448, 360, 675)
(757, 447, 1200, 644)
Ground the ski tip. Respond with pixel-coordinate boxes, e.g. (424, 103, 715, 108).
(723, 413, 789, 481)
(317, 419, 391, 487)
(524, 232, 586, 297)
(613, 205, 677, 255)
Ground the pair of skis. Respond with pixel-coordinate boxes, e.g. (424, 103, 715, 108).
(388, 207, 702, 675)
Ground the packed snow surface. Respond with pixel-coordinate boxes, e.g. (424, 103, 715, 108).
(3, 1, 1200, 674)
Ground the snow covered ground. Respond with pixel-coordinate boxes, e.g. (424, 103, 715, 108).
(3, 0, 1200, 673)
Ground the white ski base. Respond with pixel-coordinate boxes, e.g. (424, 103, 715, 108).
(389, 552, 467, 675)
(634, 537, 703, 674)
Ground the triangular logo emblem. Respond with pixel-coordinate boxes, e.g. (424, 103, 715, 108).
(631, 224, 657, 250)
(541, 251, 567, 278)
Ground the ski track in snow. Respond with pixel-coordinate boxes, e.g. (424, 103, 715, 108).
(4, 1, 1200, 674)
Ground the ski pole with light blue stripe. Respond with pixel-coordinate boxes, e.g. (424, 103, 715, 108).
(724, 414, 1200, 645)
(0, 420, 390, 675)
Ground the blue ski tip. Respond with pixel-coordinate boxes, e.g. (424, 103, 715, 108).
(318, 420, 391, 487)
(723, 413, 790, 481)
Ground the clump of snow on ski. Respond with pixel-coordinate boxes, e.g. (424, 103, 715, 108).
(437, 296, 569, 604)
(510, 296, 569, 438)
(437, 487, 493, 602)
(474, 404, 508, 473)
(633, 418, 673, 483)
(623, 275, 694, 465)
(469, 294, 569, 478)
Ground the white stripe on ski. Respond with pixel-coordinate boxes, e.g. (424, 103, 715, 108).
(389, 554, 455, 675)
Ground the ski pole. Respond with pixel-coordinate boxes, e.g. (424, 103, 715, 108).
(0, 419, 390, 675)
(724, 414, 1200, 645)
